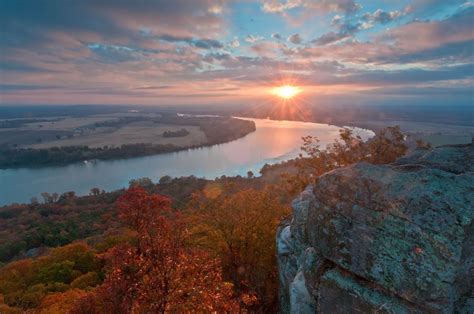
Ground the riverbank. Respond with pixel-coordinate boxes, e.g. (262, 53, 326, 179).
(0, 119, 373, 205)
(0, 116, 256, 169)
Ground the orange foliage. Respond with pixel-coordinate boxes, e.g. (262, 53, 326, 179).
(71, 187, 238, 313)
(0, 243, 101, 310)
(0, 294, 21, 314)
(36, 289, 88, 314)
(188, 188, 291, 311)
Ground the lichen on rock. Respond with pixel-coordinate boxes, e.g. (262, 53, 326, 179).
(277, 144, 473, 313)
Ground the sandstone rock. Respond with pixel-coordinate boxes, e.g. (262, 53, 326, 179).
(277, 145, 473, 313)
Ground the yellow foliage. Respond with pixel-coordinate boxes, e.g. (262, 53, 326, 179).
(187, 187, 291, 311)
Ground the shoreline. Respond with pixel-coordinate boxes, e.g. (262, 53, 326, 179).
(0, 117, 257, 169)
(0, 119, 370, 205)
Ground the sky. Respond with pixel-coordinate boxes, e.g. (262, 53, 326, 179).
(0, 0, 473, 106)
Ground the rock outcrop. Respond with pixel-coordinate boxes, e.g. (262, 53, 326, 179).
(277, 144, 473, 313)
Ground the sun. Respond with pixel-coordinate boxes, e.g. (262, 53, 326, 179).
(272, 85, 301, 99)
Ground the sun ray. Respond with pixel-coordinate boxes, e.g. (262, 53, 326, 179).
(272, 85, 301, 99)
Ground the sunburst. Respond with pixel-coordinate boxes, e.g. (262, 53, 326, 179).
(272, 85, 302, 99)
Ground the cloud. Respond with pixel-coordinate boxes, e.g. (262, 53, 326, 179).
(389, 39, 474, 64)
(261, 0, 301, 13)
(314, 11, 364, 46)
(312, 19, 361, 46)
(293, 6, 474, 69)
(362, 9, 403, 24)
(316, 7, 404, 48)
(313, 5, 473, 50)
(403, 0, 465, 16)
(0, 84, 61, 91)
(1, 0, 472, 105)
(334, 63, 474, 85)
(366, 85, 474, 97)
(261, 0, 362, 15)
(248, 41, 282, 57)
(272, 33, 283, 40)
(0, 0, 227, 51)
(288, 33, 302, 44)
(156, 35, 223, 49)
(245, 35, 264, 43)
(193, 39, 224, 49)
(0, 60, 54, 73)
(88, 44, 143, 63)
(134, 85, 172, 90)
(229, 38, 240, 48)
(208, 4, 224, 14)
(312, 32, 352, 46)
(195, 53, 473, 90)
(331, 15, 343, 25)
(203, 52, 232, 62)
(378, 6, 474, 53)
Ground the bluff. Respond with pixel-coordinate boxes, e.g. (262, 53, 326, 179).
(277, 144, 473, 313)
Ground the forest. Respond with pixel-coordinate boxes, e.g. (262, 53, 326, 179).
(0, 126, 414, 313)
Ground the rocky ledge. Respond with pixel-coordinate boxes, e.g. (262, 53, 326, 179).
(277, 144, 473, 313)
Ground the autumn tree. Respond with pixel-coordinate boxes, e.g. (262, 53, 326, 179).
(367, 126, 407, 164)
(328, 128, 366, 166)
(36, 289, 88, 314)
(71, 187, 238, 313)
(287, 126, 408, 192)
(187, 187, 291, 312)
(0, 243, 101, 310)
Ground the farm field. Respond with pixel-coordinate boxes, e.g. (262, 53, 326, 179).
(0, 113, 206, 148)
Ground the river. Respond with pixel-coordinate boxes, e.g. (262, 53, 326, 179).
(0, 118, 374, 205)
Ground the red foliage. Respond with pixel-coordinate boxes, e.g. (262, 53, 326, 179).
(71, 187, 238, 313)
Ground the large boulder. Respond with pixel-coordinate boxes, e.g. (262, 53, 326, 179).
(277, 144, 473, 313)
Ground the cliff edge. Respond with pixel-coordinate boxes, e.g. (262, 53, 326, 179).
(277, 144, 473, 313)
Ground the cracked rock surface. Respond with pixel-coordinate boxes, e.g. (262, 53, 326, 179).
(277, 144, 473, 313)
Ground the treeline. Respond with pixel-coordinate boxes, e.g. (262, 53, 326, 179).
(0, 117, 256, 168)
(0, 118, 60, 129)
(0, 143, 178, 168)
(162, 128, 189, 137)
(157, 115, 256, 144)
